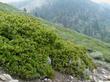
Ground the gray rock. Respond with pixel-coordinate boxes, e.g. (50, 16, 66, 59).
(0, 74, 18, 82)
(48, 57, 51, 65)
(89, 51, 104, 60)
(9, 80, 18, 82)
(42, 78, 52, 82)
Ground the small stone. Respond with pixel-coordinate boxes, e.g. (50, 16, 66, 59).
(98, 80, 103, 82)
(69, 75, 74, 80)
(107, 75, 110, 80)
(47, 79, 52, 82)
(9, 80, 19, 82)
(93, 69, 97, 74)
(43, 78, 52, 82)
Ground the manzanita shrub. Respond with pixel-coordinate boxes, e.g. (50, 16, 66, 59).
(0, 11, 95, 80)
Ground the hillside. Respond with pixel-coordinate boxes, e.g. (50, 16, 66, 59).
(9, 0, 110, 63)
(0, 2, 110, 81)
(0, 9, 95, 80)
(13, 0, 110, 43)
(0, 2, 18, 12)
(40, 20, 110, 63)
(56, 26, 110, 63)
(34, 0, 110, 43)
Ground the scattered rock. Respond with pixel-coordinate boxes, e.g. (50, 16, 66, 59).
(0, 66, 109, 82)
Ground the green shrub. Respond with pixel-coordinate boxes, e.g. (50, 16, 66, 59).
(0, 11, 95, 80)
(49, 40, 95, 79)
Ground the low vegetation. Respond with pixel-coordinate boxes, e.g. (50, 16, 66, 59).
(54, 26, 110, 63)
(0, 11, 95, 80)
(38, 19, 110, 63)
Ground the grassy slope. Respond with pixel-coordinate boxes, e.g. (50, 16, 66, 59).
(0, 10, 95, 80)
(0, 2, 18, 12)
(55, 26, 110, 62)
(0, 1, 110, 79)
(39, 20, 110, 63)
(1, 0, 110, 63)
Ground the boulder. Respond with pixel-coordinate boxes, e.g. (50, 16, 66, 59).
(89, 51, 104, 60)
(0, 74, 18, 82)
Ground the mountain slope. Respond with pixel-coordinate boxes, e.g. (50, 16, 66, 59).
(0, 2, 18, 12)
(39, 20, 110, 63)
(36, 0, 110, 43)
(14, 0, 110, 43)
(10, 1, 110, 60)
(0, 2, 110, 81)
(10, 0, 47, 11)
(0, 3, 95, 80)
(55, 26, 110, 63)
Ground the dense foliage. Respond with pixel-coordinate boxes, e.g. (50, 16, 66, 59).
(0, 11, 95, 80)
